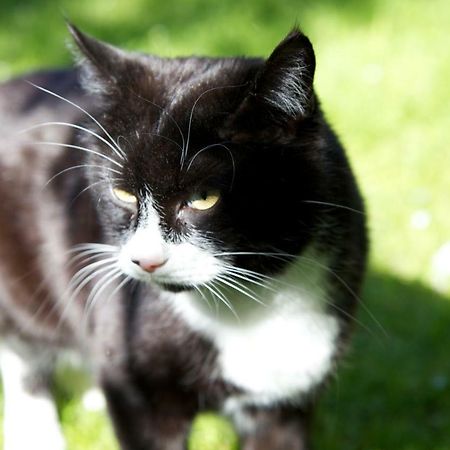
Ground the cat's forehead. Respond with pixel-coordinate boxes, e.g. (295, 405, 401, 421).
(156, 57, 259, 105)
(129, 56, 260, 131)
(114, 57, 259, 193)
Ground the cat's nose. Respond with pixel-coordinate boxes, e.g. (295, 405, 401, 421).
(131, 258, 167, 273)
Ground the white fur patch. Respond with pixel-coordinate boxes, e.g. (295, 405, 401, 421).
(171, 250, 340, 407)
(0, 346, 66, 450)
(118, 194, 339, 407)
(118, 196, 223, 286)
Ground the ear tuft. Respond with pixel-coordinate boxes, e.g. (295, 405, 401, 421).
(255, 28, 316, 119)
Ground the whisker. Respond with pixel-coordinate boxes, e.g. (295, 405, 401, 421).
(70, 253, 113, 271)
(57, 255, 119, 331)
(45, 164, 120, 187)
(182, 83, 247, 169)
(302, 200, 366, 216)
(185, 142, 236, 190)
(33, 141, 123, 168)
(221, 264, 277, 284)
(67, 244, 118, 266)
(142, 132, 184, 152)
(105, 275, 131, 308)
(83, 268, 123, 322)
(220, 268, 276, 293)
(26, 82, 126, 160)
(283, 254, 387, 338)
(213, 251, 295, 261)
(205, 281, 240, 321)
(69, 258, 118, 292)
(71, 179, 114, 205)
(85, 267, 122, 307)
(193, 285, 215, 312)
(218, 252, 384, 337)
(215, 274, 266, 306)
(68, 243, 118, 255)
(127, 90, 186, 153)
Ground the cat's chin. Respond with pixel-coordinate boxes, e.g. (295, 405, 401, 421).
(154, 281, 195, 293)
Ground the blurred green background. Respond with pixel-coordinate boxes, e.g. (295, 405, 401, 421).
(1, 0, 449, 448)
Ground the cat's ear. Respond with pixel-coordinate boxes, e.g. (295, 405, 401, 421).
(254, 28, 316, 119)
(226, 28, 317, 139)
(67, 23, 131, 93)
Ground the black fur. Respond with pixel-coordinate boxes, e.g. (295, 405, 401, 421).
(0, 25, 367, 450)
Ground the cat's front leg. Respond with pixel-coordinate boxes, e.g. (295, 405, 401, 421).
(230, 402, 313, 450)
(101, 377, 197, 450)
(0, 341, 65, 450)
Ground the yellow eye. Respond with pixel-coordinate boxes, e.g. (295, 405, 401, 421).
(188, 190, 220, 211)
(112, 187, 137, 204)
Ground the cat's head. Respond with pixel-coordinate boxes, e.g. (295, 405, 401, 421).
(70, 25, 334, 293)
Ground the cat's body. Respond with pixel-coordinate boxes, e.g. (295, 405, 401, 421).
(0, 26, 367, 450)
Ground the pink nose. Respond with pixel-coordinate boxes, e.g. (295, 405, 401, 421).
(131, 258, 167, 273)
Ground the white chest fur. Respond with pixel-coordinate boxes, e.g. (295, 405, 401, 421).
(170, 254, 340, 406)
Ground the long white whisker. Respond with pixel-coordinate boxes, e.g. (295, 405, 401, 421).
(213, 251, 295, 262)
(26, 82, 126, 160)
(69, 252, 119, 273)
(33, 140, 123, 168)
(193, 285, 214, 312)
(69, 243, 118, 253)
(84, 268, 123, 321)
(221, 264, 276, 283)
(185, 142, 236, 189)
(20, 122, 124, 165)
(69, 258, 118, 292)
(127, 91, 186, 153)
(183, 83, 247, 169)
(220, 255, 381, 337)
(45, 164, 120, 186)
(295, 255, 388, 338)
(68, 249, 117, 268)
(221, 269, 276, 293)
(58, 256, 118, 330)
(142, 132, 183, 152)
(103, 275, 131, 311)
(68, 243, 118, 258)
(71, 179, 112, 204)
(216, 275, 266, 306)
(206, 281, 240, 321)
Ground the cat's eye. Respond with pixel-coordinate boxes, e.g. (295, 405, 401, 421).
(188, 190, 220, 211)
(112, 187, 137, 204)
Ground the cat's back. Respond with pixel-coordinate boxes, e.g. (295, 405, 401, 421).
(0, 69, 95, 340)
(0, 69, 85, 132)
(0, 69, 90, 174)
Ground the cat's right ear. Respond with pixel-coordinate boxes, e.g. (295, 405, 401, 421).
(67, 23, 129, 94)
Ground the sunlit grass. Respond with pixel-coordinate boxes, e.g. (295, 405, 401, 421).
(0, 0, 449, 448)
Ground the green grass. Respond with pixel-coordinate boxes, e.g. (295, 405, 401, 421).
(0, 0, 449, 448)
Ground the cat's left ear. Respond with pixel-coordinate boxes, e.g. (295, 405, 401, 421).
(255, 28, 316, 119)
(226, 28, 317, 137)
(68, 23, 134, 93)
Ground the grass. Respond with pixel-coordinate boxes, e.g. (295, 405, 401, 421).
(0, 0, 449, 448)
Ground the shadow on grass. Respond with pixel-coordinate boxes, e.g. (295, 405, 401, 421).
(315, 271, 450, 450)
(1, 270, 449, 449)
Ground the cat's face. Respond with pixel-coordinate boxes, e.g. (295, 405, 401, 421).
(71, 25, 326, 292)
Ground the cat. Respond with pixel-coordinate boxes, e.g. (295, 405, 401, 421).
(0, 23, 367, 450)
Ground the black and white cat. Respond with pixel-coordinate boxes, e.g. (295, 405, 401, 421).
(0, 24, 367, 450)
